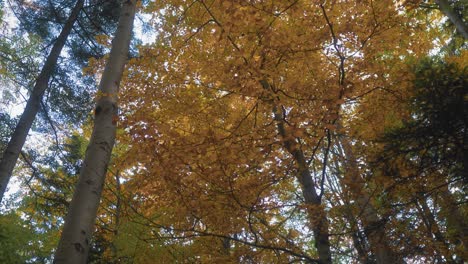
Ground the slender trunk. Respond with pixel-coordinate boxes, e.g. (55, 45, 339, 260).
(54, 1, 136, 263)
(258, 80, 331, 263)
(438, 185, 468, 261)
(415, 197, 454, 263)
(435, 0, 468, 39)
(268, 99, 331, 263)
(463, 87, 468, 184)
(333, 136, 373, 263)
(0, 0, 84, 202)
(339, 136, 400, 264)
(110, 171, 121, 262)
(346, 212, 372, 263)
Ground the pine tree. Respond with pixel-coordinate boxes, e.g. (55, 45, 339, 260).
(0, 0, 84, 202)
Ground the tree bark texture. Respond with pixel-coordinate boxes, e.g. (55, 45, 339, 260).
(0, 0, 84, 203)
(435, 0, 468, 39)
(53, 1, 136, 263)
(339, 137, 400, 264)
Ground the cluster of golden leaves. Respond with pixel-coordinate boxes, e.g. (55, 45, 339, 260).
(92, 0, 440, 261)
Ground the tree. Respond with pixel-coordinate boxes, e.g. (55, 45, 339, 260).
(54, 0, 136, 262)
(0, 0, 84, 202)
(1, 0, 463, 262)
(9, 0, 124, 126)
(0, 0, 126, 204)
(377, 57, 467, 262)
(0, 213, 40, 263)
(335, 133, 400, 263)
(116, 0, 435, 262)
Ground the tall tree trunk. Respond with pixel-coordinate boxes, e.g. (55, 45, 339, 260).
(263, 91, 331, 262)
(0, 0, 84, 202)
(276, 107, 331, 264)
(110, 171, 122, 262)
(53, 1, 136, 263)
(435, 0, 468, 39)
(415, 196, 455, 263)
(338, 136, 400, 264)
(438, 185, 468, 261)
(463, 84, 468, 184)
(333, 144, 373, 263)
(344, 208, 372, 263)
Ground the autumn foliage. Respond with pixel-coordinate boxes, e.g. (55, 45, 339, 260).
(0, 0, 466, 263)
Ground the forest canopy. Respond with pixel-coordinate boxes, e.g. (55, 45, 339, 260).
(0, 0, 466, 263)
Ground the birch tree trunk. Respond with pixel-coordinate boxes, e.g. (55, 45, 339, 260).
(0, 0, 84, 202)
(435, 0, 468, 39)
(53, 1, 136, 263)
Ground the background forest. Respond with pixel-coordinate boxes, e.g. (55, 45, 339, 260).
(0, 0, 466, 263)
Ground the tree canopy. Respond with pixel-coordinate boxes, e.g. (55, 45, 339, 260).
(0, 0, 466, 263)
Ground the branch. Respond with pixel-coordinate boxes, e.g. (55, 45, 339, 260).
(319, 129, 331, 200)
(435, 0, 468, 39)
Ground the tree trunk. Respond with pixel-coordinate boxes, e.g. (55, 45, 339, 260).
(269, 101, 331, 263)
(332, 145, 373, 263)
(53, 1, 136, 263)
(435, 0, 468, 39)
(339, 136, 400, 264)
(345, 209, 372, 263)
(438, 185, 468, 262)
(110, 171, 122, 262)
(0, 0, 84, 203)
(415, 197, 455, 263)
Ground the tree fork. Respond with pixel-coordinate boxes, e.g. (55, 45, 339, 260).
(53, 0, 136, 263)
